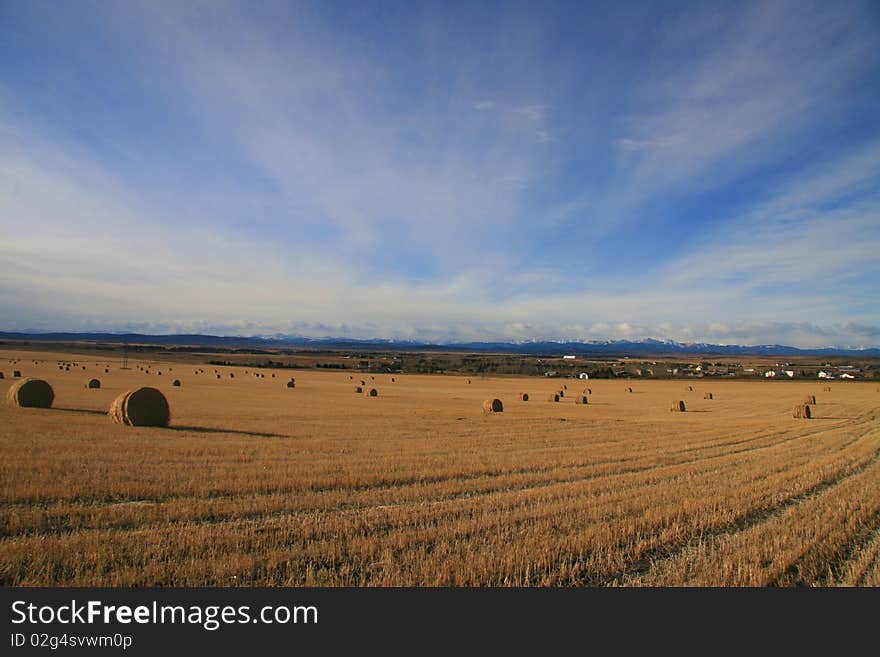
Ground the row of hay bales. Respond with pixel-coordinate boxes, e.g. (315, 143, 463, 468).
(8, 379, 171, 426)
(483, 392, 594, 412)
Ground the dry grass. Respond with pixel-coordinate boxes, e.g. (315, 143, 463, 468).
(1, 348, 878, 586)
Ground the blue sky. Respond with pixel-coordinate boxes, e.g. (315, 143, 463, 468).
(1, 0, 879, 347)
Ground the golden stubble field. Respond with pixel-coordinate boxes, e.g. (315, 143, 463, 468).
(2, 348, 879, 586)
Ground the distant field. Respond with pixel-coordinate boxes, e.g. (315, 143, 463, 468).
(2, 348, 879, 586)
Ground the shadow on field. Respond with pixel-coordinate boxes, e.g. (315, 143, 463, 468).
(53, 407, 108, 416)
(169, 425, 289, 438)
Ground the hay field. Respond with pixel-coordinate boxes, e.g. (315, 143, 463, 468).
(1, 349, 879, 586)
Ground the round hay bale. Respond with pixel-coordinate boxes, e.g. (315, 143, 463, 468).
(687, 386, 693, 391)
(349, 375, 353, 380)
(585, 388, 592, 395)
(627, 387, 633, 393)
(704, 392, 714, 400)
(13, 370, 22, 378)
(82, 366, 86, 370)
(575, 395, 589, 404)
(216, 374, 221, 379)
(792, 404, 812, 419)
(87, 378, 101, 389)
(355, 386, 363, 393)
(482, 398, 503, 413)
(367, 388, 378, 397)
(272, 374, 275, 378)
(547, 393, 560, 402)
(670, 400, 686, 412)
(804, 395, 816, 405)
(467, 380, 471, 384)
(104, 368, 109, 374)
(558, 390, 565, 398)
(65, 366, 70, 371)
(172, 379, 181, 387)
(563, 385, 567, 390)
(109, 387, 170, 427)
(360, 380, 366, 386)
(391, 377, 395, 382)
(229, 373, 234, 378)
(7, 379, 54, 408)
(157, 371, 162, 376)
(520, 393, 529, 401)
(287, 381, 296, 388)
(0, 371, 4, 379)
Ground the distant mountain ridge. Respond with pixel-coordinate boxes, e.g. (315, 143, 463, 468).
(1, 331, 879, 357)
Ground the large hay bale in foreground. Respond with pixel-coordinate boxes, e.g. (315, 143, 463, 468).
(670, 400, 686, 412)
(575, 395, 589, 405)
(547, 393, 560, 402)
(482, 398, 503, 413)
(704, 392, 714, 400)
(172, 379, 181, 387)
(7, 379, 54, 408)
(367, 388, 378, 397)
(804, 395, 816, 405)
(87, 378, 101, 389)
(520, 393, 529, 401)
(793, 404, 812, 419)
(109, 387, 170, 427)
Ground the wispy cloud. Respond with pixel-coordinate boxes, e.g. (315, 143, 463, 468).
(0, 1, 877, 347)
